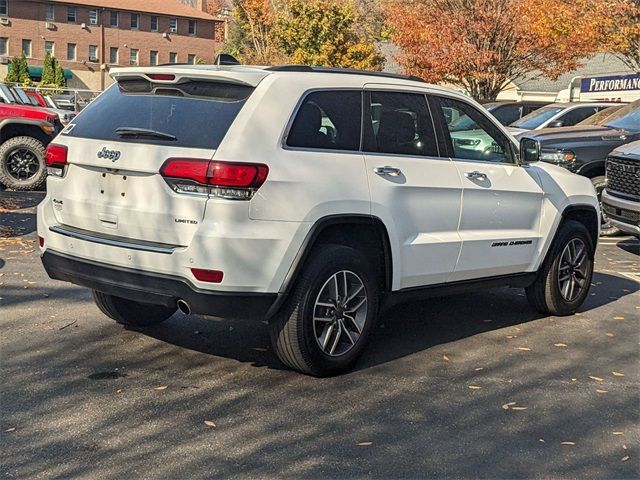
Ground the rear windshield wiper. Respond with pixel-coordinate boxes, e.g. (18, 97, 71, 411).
(115, 127, 177, 141)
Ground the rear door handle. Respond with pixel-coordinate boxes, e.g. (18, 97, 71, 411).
(374, 166, 402, 177)
(465, 170, 488, 181)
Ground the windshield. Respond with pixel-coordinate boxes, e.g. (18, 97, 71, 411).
(65, 79, 254, 149)
(511, 106, 564, 129)
(577, 105, 623, 126)
(603, 100, 640, 131)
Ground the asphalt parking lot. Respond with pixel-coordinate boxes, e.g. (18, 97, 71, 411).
(1, 190, 639, 479)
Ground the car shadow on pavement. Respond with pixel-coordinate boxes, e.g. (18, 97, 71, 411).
(0, 191, 45, 238)
(136, 272, 637, 373)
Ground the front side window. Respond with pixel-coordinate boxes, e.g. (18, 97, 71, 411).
(364, 91, 438, 157)
(67, 6, 76, 23)
(188, 20, 196, 35)
(67, 42, 76, 60)
(287, 90, 362, 151)
(556, 106, 600, 127)
(45, 4, 54, 20)
(89, 9, 98, 24)
(0, 0, 7, 16)
(109, 46, 118, 64)
(511, 106, 564, 129)
(150, 15, 158, 31)
(22, 39, 32, 57)
(431, 95, 513, 163)
(130, 48, 138, 65)
(130, 13, 139, 29)
(110, 11, 118, 27)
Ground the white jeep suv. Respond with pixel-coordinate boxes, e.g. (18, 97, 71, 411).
(38, 65, 599, 376)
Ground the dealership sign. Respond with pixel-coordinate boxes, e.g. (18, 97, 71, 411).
(578, 73, 640, 102)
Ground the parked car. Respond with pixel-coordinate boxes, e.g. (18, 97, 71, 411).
(482, 101, 549, 126)
(0, 91, 59, 190)
(602, 141, 640, 237)
(519, 99, 640, 236)
(38, 65, 599, 376)
(508, 102, 617, 136)
(24, 90, 77, 125)
(575, 104, 624, 126)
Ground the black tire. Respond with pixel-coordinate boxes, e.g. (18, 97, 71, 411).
(592, 175, 621, 237)
(0, 136, 47, 191)
(269, 244, 379, 376)
(526, 220, 594, 316)
(92, 290, 176, 326)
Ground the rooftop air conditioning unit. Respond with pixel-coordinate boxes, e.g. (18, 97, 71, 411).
(89, 56, 98, 62)
(80, 22, 87, 29)
(45, 22, 56, 29)
(0, 17, 10, 25)
(0, 56, 9, 64)
(169, 27, 177, 33)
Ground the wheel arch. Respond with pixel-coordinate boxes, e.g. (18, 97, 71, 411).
(267, 214, 393, 318)
(0, 119, 51, 144)
(576, 160, 605, 179)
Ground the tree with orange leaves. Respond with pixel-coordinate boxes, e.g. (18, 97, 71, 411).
(384, 0, 603, 100)
(597, 0, 640, 71)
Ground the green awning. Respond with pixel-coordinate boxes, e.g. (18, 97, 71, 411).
(27, 66, 73, 79)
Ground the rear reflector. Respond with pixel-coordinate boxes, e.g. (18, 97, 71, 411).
(38, 236, 45, 247)
(45, 144, 68, 167)
(191, 268, 223, 283)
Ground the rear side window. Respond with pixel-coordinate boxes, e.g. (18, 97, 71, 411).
(63, 79, 254, 149)
(557, 106, 599, 126)
(363, 91, 439, 157)
(286, 91, 361, 151)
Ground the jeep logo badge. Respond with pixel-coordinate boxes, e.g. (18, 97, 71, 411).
(97, 147, 121, 161)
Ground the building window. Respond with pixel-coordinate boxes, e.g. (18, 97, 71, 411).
(150, 15, 158, 32)
(89, 9, 98, 25)
(169, 18, 177, 33)
(149, 50, 158, 65)
(45, 41, 54, 55)
(67, 6, 76, 23)
(110, 11, 118, 27)
(0, 0, 7, 16)
(22, 39, 32, 57)
(109, 46, 118, 64)
(169, 52, 177, 63)
(89, 45, 98, 62)
(188, 20, 196, 35)
(45, 4, 55, 21)
(187, 54, 195, 64)
(0, 38, 8, 56)
(130, 48, 138, 65)
(130, 13, 139, 29)
(67, 43, 76, 61)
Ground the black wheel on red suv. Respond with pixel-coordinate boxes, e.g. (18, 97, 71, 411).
(270, 244, 378, 376)
(0, 136, 47, 191)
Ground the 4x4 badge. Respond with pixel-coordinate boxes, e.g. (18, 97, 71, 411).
(97, 147, 121, 161)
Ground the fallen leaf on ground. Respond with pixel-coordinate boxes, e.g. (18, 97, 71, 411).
(516, 347, 531, 351)
(511, 406, 528, 410)
(561, 441, 576, 446)
(204, 420, 216, 428)
(623, 445, 628, 450)
(613, 316, 624, 320)
(612, 371, 625, 377)
(596, 389, 608, 394)
(539, 438, 545, 443)
(474, 367, 483, 371)
(506, 335, 517, 339)
(501, 402, 517, 410)
(5, 427, 15, 432)
(154, 385, 168, 390)
(589, 376, 604, 382)
(116, 389, 123, 394)
(442, 355, 450, 362)
(605, 332, 615, 337)
(468, 385, 481, 390)
(621, 456, 630, 462)
(357, 441, 372, 446)
(554, 343, 568, 347)
(613, 432, 624, 436)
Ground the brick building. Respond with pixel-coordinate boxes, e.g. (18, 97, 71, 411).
(0, 0, 225, 90)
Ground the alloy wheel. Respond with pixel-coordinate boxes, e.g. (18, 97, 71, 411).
(557, 238, 589, 302)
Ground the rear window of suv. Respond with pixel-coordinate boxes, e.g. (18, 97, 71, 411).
(63, 79, 254, 149)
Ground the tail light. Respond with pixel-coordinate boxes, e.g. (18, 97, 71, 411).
(191, 268, 224, 283)
(160, 158, 268, 200)
(45, 144, 68, 177)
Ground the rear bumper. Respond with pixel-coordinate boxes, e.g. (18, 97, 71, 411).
(41, 250, 278, 320)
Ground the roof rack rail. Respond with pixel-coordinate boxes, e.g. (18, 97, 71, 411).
(266, 65, 425, 83)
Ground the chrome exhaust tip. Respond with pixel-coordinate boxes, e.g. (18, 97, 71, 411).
(176, 299, 191, 315)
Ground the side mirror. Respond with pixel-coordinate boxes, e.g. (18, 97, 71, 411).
(547, 120, 564, 128)
(519, 138, 539, 164)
